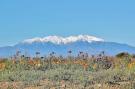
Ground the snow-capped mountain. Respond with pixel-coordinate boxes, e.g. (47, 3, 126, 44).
(22, 35, 104, 44)
(0, 35, 135, 57)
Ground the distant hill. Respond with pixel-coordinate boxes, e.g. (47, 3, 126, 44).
(0, 35, 135, 57)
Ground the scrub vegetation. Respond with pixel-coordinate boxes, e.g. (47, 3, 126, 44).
(0, 51, 135, 89)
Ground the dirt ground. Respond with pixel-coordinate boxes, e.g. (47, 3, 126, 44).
(0, 80, 132, 89)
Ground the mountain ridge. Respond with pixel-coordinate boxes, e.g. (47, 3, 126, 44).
(22, 35, 104, 44)
(0, 35, 135, 57)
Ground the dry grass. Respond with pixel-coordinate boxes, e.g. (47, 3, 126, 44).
(0, 52, 135, 89)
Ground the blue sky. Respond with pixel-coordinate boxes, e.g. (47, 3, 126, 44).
(0, 0, 135, 46)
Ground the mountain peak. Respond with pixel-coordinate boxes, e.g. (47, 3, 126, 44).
(22, 35, 104, 44)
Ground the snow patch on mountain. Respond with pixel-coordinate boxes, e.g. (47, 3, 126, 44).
(22, 35, 104, 44)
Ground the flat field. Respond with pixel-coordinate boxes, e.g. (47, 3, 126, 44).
(0, 52, 135, 89)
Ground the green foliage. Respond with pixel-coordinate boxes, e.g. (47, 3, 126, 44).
(116, 52, 131, 58)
